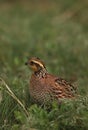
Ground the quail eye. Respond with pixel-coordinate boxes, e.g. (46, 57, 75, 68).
(30, 61, 34, 65)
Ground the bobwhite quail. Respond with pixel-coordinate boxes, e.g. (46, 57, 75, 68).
(25, 57, 77, 105)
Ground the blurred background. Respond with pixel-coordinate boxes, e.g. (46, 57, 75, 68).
(0, 0, 88, 130)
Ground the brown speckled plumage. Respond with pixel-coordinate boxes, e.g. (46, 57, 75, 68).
(25, 57, 77, 105)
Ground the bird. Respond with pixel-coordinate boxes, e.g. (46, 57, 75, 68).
(25, 57, 77, 106)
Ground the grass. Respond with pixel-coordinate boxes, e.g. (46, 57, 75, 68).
(0, 0, 88, 130)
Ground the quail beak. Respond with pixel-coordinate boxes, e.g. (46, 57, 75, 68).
(25, 62, 28, 65)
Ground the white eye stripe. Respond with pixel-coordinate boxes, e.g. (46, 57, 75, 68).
(32, 60, 44, 68)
